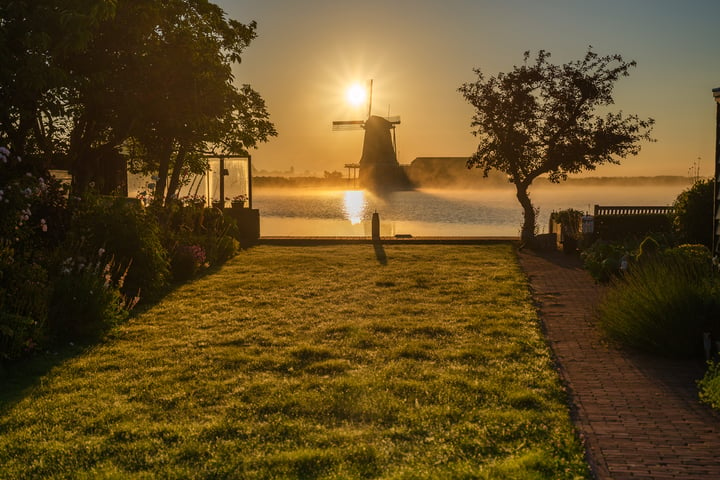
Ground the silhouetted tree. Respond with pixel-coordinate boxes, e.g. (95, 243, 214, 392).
(459, 48, 654, 242)
(64, 0, 276, 198)
(673, 178, 714, 249)
(1, 0, 276, 197)
(0, 0, 115, 168)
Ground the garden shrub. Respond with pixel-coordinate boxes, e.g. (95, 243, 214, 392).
(581, 240, 632, 283)
(0, 243, 49, 360)
(698, 361, 720, 410)
(47, 249, 135, 343)
(170, 244, 207, 281)
(636, 235, 660, 263)
(598, 253, 720, 357)
(68, 193, 170, 301)
(673, 178, 713, 249)
(663, 244, 713, 273)
(0, 147, 68, 359)
(198, 207, 240, 264)
(160, 203, 239, 277)
(213, 235, 240, 264)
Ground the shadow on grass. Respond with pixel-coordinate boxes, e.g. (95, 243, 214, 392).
(0, 260, 228, 413)
(0, 342, 89, 414)
(373, 241, 387, 265)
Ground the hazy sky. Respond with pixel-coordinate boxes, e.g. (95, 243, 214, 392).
(218, 0, 719, 178)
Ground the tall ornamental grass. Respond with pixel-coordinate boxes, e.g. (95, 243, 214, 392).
(598, 249, 719, 357)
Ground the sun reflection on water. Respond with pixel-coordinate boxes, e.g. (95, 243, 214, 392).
(343, 190, 367, 225)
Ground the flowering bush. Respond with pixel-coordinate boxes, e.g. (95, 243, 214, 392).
(0, 146, 68, 256)
(179, 194, 207, 207)
(66, 192, 169, 300)
(160, 202, 239, 276)
(0, 147, 67, 360)
(171, 244, 208, 281)
(48, 247, 137, 342)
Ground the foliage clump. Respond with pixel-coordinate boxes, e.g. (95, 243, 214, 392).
(698, 361, 720, 410)
(65, 194, 170, 300)
(582, 239, 634, 282)
(598, 245, 718, 357)
(672, 178, 713, 249)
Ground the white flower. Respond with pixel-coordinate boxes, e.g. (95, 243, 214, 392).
(0, 146, 9, 155)
(98, 247, 105, 257)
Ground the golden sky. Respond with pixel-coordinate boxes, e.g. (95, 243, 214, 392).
(219, 0, 720, 178)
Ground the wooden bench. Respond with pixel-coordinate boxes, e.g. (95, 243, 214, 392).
(594, 205, 675, 216)
(592, 204, 674, 240)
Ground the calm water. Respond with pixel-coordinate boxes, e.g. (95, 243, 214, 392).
(253, 184, 689, 237)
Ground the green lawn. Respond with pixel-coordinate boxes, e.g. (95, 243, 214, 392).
(0, 244, 589, 479)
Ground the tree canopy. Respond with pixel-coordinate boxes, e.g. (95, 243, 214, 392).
(0, 0, 276, 199)
(459, 48, 654, 241)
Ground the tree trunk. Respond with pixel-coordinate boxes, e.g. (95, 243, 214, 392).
(153, 139, 173, 205)
(515, 182, 536, 243)
(165, 145, 187, 204)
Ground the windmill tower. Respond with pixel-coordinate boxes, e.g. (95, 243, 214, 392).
(333, 80, 411, 191)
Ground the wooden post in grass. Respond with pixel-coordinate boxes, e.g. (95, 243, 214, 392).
(372, 211, 380, 241)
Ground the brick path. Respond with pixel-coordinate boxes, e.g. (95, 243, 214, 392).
(518, 248, 720, 480)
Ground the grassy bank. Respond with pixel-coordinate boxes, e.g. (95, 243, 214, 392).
(0, 245, 588, 479)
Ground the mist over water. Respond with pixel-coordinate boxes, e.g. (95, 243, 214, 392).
(254, 183, 688, 237)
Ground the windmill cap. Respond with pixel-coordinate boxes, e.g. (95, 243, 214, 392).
(714, 87, 720, 99)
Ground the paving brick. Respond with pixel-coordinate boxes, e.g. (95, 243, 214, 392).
(518, 249, 720, 480)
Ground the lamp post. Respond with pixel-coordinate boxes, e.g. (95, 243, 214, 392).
(713, 88, 720, 259)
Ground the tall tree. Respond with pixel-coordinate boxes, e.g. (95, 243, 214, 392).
(129, 0, 276, 203)
(0, 0, 116, 168)
(459, 48, 654, 242)
(63, 0, 276, 197)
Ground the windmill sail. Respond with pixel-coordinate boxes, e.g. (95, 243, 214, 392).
(332, 120, 365, 131)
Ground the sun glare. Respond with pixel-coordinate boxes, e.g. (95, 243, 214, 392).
(346, 83, 366, 107)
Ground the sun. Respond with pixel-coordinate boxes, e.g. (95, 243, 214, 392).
(345, 83, 366, 107)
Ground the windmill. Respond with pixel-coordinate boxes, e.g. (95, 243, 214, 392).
(332, 80, 409, 191)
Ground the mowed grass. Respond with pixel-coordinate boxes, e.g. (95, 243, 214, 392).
(0, 244, 589, 479)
